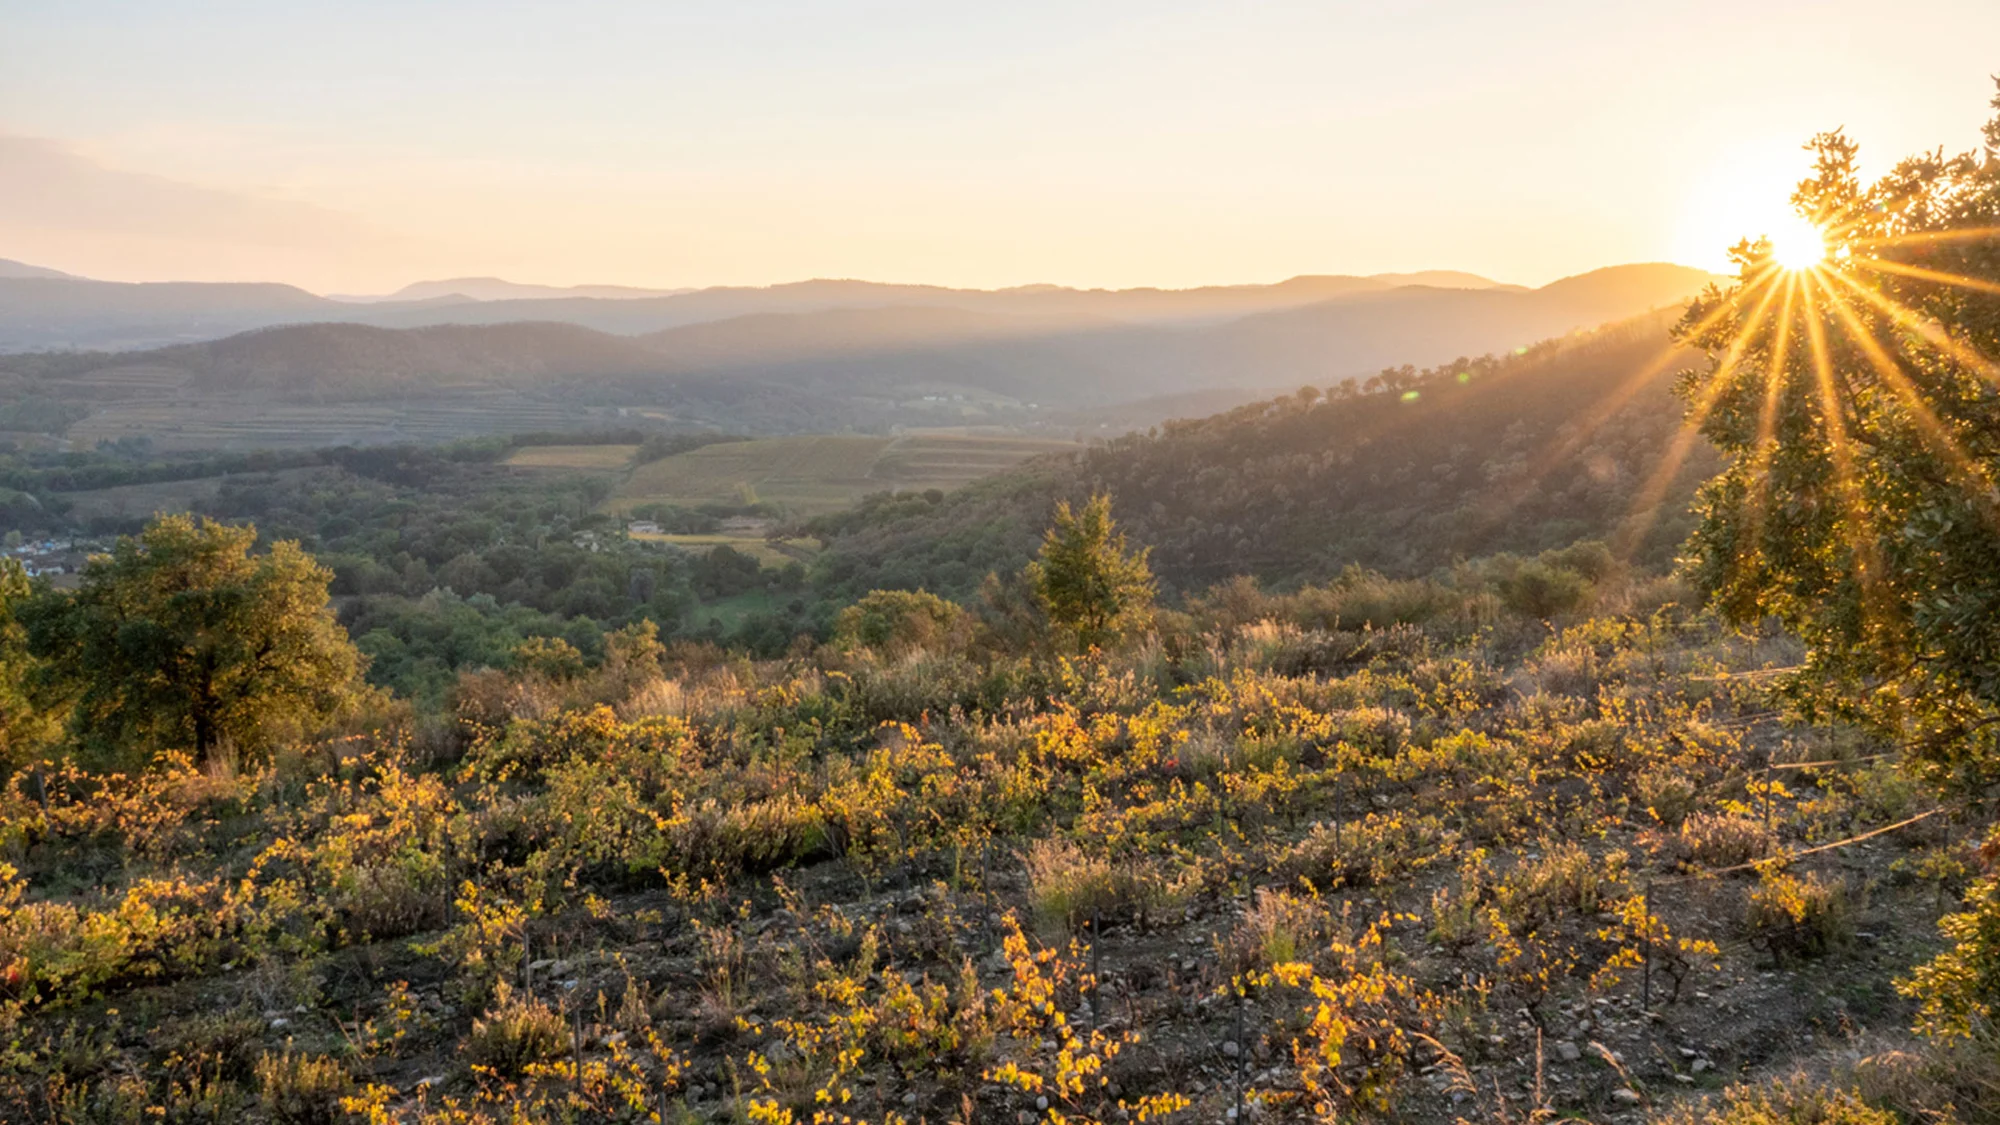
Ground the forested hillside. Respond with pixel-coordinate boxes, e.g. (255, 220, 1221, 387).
(811, 309, 1712, 599)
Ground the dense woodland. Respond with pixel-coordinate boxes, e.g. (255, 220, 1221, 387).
(0, 91, 1995, 1125)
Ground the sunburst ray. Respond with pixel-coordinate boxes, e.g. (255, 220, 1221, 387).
(1799, 277, 1892, 631)
(1852, 254, 2000, 298)
(1471, 268, 1783, 537)
(1614, 272, 1788, 558)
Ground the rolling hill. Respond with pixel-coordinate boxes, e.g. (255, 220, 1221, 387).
(0, 262, 1722, 443)
(372, 277, 693, 303)
(0, 258, 77, 281)
(0, 265, 1575, 351)
(806, 308, 1715, 598)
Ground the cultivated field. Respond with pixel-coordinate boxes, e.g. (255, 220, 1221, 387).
(629, 530, 817, 566)
(503, 444, 639, 470)
(66, 394, 600, 451)
(609, 431, 1077, 517)
(55, 466, 331, 523)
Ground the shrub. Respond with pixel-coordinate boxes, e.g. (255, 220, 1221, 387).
(1852, 1035, 2000, 1124)
(256, 1049, 353, 1125)
(833, 589, 966, 658)
(1021, 837, 1175, 933)
(1652, 1076, 1897, 1125)
(467, 988, 569, 1078)
(1277, 812, 1456, 890)
(1747, 870, 1853, 965)
(1225, 888, 1326, 972)
(1899, 869, 2000, 1040)
(1635, 765, 1700, 826)
(1681, 812, 1776, 869)
(1498, 560, 1592, 620)
(1492, 842, 1626, 933)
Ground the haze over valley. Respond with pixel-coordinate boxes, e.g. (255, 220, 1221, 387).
(1, 260, 1717, 446)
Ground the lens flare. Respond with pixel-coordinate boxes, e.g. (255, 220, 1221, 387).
(1768, 214, 1829, 271)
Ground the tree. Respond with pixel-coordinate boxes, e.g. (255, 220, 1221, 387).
(1674, 82, 2000, 1041)
(0, 560, 58, 769)
(26, 515, 364, 767)
(1025, 494, 1155, 651)
(1674, 83, 2000, 789)
(833, 589, 965, 658)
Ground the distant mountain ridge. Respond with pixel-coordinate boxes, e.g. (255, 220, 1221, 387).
(0, 258, 77, 281)
(361, 277, 694, 303)
(0, 264, 1671, 352)
(0, 262, 1724, 438)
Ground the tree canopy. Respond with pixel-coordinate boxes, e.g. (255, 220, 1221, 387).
(1025, 493, 1155, 651)
(0, 560, 57, 770)
(1675, 85, 2000, 788)
(25, 515, 364, 767)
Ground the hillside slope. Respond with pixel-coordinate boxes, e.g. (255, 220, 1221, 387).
(809, 309, 1713, 597)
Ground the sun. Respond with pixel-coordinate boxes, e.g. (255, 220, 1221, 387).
(1767, 212, 1829, 271)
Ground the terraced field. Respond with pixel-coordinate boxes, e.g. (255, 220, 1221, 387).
(608, 431, 1077, 517)
(503, 444, 639, 470)
(66, 394, 597, 451)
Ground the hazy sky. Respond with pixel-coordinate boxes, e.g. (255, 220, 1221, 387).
(4, 1, 1998, 294)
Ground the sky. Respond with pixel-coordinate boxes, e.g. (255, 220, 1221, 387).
(3, 1, 1998, 295)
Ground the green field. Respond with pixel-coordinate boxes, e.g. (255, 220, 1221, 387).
(629, 531, 817, 566)
(609, 431, 1077, 517)
(503, 444, 638, 470)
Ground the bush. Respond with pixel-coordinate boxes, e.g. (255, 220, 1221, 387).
(1900, 868, 2000, 1039)
(1493, 842, 1626, 933)
(1681, 812, 1776, 869)
(1277, 812, 1456, 890)
(833, 589, 965, 658)
(1498, 560, 1592, 620)
(1652, 1075, 1897, 1125)
(256, 1050, 353, 1125)
(1021, 837, 1176, 933)
(467, 988, 569, 1078)
(1747, 870, 1853, 965)
(1225, 888, 1329, 972)
(1635, 766, 1700, 826)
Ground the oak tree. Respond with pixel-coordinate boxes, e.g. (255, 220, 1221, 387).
(27, 515, 364, 767)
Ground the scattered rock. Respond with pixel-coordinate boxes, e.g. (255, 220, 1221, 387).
(1556, 1041, 1582, 1063)
(1611, 1088, 1644, 1105)
(1222, 1040, 1240, 1058)
(1692, 1059, 1713, 1074)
